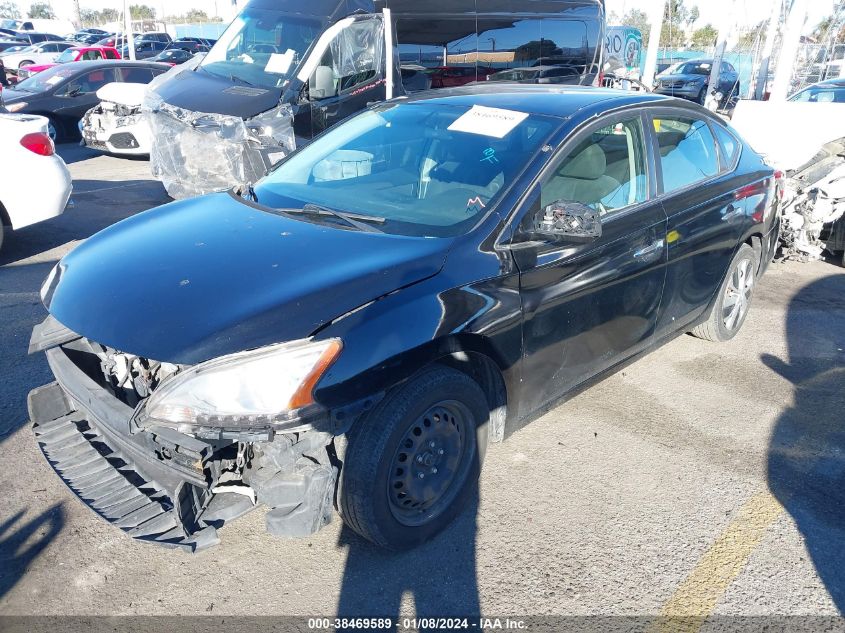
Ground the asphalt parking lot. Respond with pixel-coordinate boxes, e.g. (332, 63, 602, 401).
(0, 144, 844, 621)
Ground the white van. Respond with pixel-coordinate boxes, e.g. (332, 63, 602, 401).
(18, 18, 76, 35)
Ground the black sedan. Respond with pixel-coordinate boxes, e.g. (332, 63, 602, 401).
(0, 60, 169, 141)
(28, 87, 780, 551)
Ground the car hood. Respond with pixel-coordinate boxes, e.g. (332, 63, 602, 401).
(0, 87, 33, 103)
(657, 72, 707, 83)
(22, 63, 53, 71)
(44, 192, 452, 364)
(153, 66, 283, 119)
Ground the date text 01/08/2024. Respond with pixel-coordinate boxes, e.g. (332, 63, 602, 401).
(306, 618, 527, 630)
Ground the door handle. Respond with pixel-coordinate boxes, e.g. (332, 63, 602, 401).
(633, 239, 665, 259)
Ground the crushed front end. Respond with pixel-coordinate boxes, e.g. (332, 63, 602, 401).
(28, 316, 343, 552)
(144, 94, 295, 200)
(81, 98, 150, 155)
(779, 137, 845, 262)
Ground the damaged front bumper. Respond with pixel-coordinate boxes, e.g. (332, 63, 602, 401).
(81, 105, 151, 155)
(28, 317, 340, 552)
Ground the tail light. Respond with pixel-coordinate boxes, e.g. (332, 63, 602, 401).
(774, 170, 785, 200)
(20, 131, 55, 156)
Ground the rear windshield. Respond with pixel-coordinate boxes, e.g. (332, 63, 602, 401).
(256, 103, 557, 237)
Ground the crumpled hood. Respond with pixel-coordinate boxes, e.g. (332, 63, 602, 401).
(45, 192, 451, 364)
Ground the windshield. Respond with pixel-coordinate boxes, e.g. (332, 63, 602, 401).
(199, 8, 321, 90)
(255, 103, 557, 237)
(489, 69, 539, 82)
(668, 61, 712, 76)
(790, 86, 845, 103)
(14, 64, 74, 91)
(55, 48, 78, 63)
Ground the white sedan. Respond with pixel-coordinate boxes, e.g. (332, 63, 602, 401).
(0, 113, 72, 251)
(0, 41, 75, 72)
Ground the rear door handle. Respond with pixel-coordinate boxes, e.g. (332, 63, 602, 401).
(634, 239, 665, 259)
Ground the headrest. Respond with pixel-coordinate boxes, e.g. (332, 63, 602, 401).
(560, 144, 607, 180)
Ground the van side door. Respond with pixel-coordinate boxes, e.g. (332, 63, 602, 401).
(301, 15, 387, 138)
(508, 113, 667, 418)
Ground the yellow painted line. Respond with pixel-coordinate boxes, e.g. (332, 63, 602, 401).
(650, 490, 784, 633)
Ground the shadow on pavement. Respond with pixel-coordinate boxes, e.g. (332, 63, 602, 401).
(0, 179, 167, 267)
(55, 144, 100, 165)
(0, 504, 65, 600)
(765, 273, 845, 612)
(336, 490, 481, 626)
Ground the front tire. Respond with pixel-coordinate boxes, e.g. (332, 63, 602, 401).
(339, 365, 489, 550)
(691, 243, 759, 342)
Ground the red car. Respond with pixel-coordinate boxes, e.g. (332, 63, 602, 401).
(17, 46, 121, 79)
(425, 66, 495, 88)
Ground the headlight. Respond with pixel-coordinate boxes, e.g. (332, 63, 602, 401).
(143, 338, 342, 432)
(5, 101, 27, 112)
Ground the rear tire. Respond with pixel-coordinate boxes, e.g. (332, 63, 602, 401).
(339, 365, 489, 550)
(691, 243, 759, 342)
(0, 222, 5, 253)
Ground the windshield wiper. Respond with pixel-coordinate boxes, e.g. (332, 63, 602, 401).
(284, 203, 386, 233)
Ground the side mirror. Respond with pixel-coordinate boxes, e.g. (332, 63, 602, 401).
(64, 85, 81, 97)
(535, 201, 602, 241)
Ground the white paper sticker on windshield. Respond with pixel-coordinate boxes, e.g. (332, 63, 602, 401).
(265, 49, 295, 75)
(46, 76, 64, 86)
(448, 105, 529, 138)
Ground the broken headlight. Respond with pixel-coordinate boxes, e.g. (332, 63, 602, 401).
(142, 338, 342, 432)
(115, 114, 141, 128)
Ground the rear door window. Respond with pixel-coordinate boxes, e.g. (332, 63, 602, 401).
(116, 67, 154, 83)
(713, 124, 740, 170)
(653, 115, 720, 194)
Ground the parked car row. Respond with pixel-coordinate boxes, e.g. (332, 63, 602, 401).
(1, 60, 169, 141)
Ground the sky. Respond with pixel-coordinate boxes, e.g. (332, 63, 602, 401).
(607, 0, 835, 31)
(4, 0, 838, 33)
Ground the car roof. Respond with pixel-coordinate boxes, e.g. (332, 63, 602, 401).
(808, 78, 845, 89)
(399, 84, 674, 119)
(52, 59, 170, 71)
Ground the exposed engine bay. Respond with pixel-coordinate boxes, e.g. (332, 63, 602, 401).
(779, 138, 845, 263)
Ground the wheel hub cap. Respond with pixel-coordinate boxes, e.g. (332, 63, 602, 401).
(387, 402, 469, 525)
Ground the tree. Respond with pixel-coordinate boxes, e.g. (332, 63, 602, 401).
(80, 7, 99, 25)
(813, 3, 845, 45)
(690, 24, 718, 50)
(621, 8, 651, 48)
(129, 4, 156, 20)
(0, 1, 20, 19)
(660, 0, 692, 48)
(183, 8, 209, 21)
(27, 2, 55, 19)
(100, 7, 119, 22)
(736, 20, 767, 51)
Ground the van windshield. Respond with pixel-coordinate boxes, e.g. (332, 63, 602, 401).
(255, 103, 557, 238)
(199, 8, 321, 90)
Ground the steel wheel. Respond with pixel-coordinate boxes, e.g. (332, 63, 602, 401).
(722, 257, 754, 331)
(387, 400, 471, 527)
